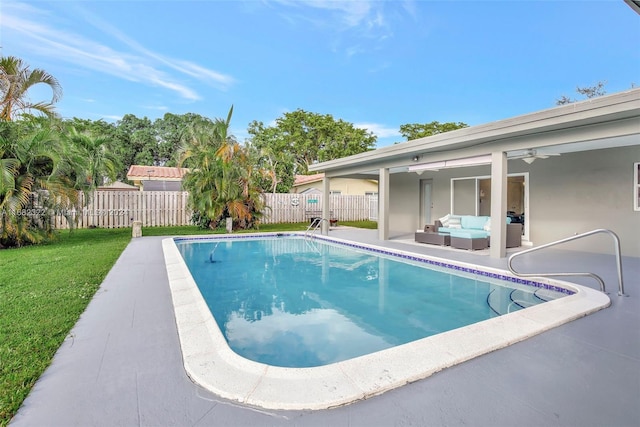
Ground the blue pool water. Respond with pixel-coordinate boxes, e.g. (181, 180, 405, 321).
(176, 236, 567, 368)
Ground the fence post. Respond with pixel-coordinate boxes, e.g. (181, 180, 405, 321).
(51, 191, 373, 229)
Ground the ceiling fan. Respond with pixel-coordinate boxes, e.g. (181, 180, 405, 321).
(509, 149, 560, 164)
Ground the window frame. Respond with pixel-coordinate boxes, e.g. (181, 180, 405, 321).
(634, 162, 640, 211)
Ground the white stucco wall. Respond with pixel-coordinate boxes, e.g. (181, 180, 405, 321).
(387, 145, 639, 257)
(520, 145, 640, 257)
(293, 178, 378, 195)
(388, 173, 420, 231)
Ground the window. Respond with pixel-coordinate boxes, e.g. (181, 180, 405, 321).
(635, 163, 640, 211)
(450, 173, 529, 241)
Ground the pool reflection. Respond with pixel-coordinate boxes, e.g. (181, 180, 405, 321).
(176, 237, 558, 367)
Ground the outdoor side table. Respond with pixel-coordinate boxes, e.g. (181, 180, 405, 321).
(415, 232, 451, 246)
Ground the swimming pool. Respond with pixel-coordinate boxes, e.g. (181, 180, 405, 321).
(163, 233, 610, 410)
(175, 236, 568, 368)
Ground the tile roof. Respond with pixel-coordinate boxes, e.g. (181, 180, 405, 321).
(293, 173, 325, 186)
(127, 165, 189, 180)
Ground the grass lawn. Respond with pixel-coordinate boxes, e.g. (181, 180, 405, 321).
(0, 220, 375, 425)
(339, 220, 377, 229)
(141, 221, 311, 236)
(0, 228, 132, 426)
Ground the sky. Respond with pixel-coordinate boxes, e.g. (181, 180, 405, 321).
(1, 0, 639, 147)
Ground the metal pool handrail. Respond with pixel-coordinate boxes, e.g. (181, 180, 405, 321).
(305, 218, 328, 237)
(507, 229, 626, 296)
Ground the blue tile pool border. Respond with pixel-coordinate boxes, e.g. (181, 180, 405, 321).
(164, 235, 609, 410)
(173, 233, 575, 296)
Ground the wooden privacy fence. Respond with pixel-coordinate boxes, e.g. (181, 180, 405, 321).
(261, 193, 372, 224)
(50, 191, 375, 229)
(52, 191, 191, 229)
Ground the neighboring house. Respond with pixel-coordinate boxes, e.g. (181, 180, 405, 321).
(96, 181, 138, 192)
(291, 173, 378, 196)
(309, 88, 640, 258)
(126, 165, 189, 191)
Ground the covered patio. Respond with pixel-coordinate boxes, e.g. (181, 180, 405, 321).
(10, 229, 639, 426)
(309, 89, 640, 259)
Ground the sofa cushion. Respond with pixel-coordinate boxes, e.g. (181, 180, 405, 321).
(438, 215, 514, 236)
(447, 216, 462, 229)
(449, 229, 489, 239)
(461, 215, 489, 230)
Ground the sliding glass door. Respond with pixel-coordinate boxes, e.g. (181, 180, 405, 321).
(451, 174, 529, 241)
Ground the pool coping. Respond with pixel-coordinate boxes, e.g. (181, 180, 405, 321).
(162, 233, 611, 411)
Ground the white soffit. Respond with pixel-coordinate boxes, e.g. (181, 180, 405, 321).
(310, 89, 640, 174)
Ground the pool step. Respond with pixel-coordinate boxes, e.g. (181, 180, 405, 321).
(486, 288, 539, 316)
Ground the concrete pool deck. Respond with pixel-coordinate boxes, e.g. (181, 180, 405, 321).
(10, 228, 640, 426)
(163, 234, 609, 411)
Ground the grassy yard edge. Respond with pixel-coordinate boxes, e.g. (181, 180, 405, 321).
(0, 221, 375, 425)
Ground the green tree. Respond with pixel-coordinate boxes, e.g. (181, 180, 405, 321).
(247, 109, 376, 180)
(112, 114, 156, 179)
(0, 122, 87, 247)
(0, 56, 62, 121)
(153, 113, 216, 167)
(399, 121, 468, 141)
(179, 107, 264, 230)
(246, 122, 295, 193)
(108, 113, 218, 180)
(63, 117, 117, 140)
(556, 81, 607, 105)
(63, 127, 121, 188)
(257, 144, 295, 194)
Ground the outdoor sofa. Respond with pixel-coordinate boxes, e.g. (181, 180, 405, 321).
(416, 214, 522, 248)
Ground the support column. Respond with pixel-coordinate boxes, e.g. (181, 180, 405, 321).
(490, 151, 507, 258)
(378, 168, 390, 240)
(321, 176, 330, 235)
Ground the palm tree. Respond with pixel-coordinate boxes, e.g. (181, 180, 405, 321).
(179, 106, 264, 230)
(63, 127, 121, 188)
(0, 125, 85, 247)
(0, 56, 62, 121)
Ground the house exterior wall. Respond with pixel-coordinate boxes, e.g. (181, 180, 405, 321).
(388, 145, 640, 257)
(388, 173, 420, 231)
(389, 165, 492, 232)
(293, 178, 378, 195)
(522, 145, 639, 257)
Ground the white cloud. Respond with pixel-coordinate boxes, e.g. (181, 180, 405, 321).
(1, 2, 234, 101)
(232, 127, 250, 143)
(90, 114, 122, 122)
(172, 61, 236, 88)
(270, 0, 377, 30)
(74, 7, 235, 89)
(268, 0, 395, 56)
(354, 122, 401, 139)
(143, 105, 169, 111)
(401, 0, 419, 19)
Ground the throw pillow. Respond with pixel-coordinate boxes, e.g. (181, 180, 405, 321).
(448, 216, 462, 229)
(483, 219, 491, 232)
(439, 214, 451, 227)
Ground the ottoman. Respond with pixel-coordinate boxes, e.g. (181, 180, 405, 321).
(449, 230, 489, 250)
(415, 232, 451, 246)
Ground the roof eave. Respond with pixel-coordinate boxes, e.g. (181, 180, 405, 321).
(309, 88, 640, 173)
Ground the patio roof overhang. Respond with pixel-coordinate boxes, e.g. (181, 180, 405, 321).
(309, 88, 640, 178)
(624, 0, 640, 15)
